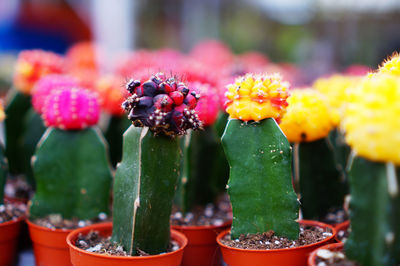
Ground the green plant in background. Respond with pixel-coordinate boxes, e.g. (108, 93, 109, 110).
(280, 89, 346, 221)
(29, 87, 112, 220)
(222, 73, 299, 239)
(342, 71, 400, 266)
(5, 50, 65, 177)
(112, 73, 201, 255)
(174, 83, 229, 214)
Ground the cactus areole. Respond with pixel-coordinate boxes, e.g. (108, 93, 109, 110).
(222, 73, 299, 240)
(112, 73, 201, 255)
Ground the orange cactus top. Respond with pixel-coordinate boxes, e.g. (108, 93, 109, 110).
(225, 73, 290, 122)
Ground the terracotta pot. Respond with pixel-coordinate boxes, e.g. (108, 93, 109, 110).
(67, 222, 187, 266)
(27, 219, 73, 266)
(217, 220, 336, 266)
(172, 221, 231, 266)
(0, 216, 24, 266)
(307, 242, 344, 266)
(4, 195, 29, 205)
(334, 220, 350, 243)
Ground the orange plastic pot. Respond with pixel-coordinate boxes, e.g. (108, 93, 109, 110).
(67, 222, 188, 266)
(307, 242, 344, 266)
(0, 216, 24, 266)
(27, 219, 73, 266)
(334, 220, 350, 243)
(217, 220, 336, 266)
(172, 221, 231, 266)
(4, 195, 29, 204)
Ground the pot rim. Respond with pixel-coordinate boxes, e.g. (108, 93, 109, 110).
(26, 218, 74, 233)
(216, 220, 336, 253)
(171, 220, 232, 230)
(67, 222, 188, 260)
(0, 215, 25, 228)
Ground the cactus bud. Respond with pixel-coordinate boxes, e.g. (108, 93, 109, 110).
(122, 72, 202, 136)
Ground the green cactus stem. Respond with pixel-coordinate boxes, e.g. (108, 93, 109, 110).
(175, 125, 229, 213)
(29, 127, 112, 220)
(104, 115, 132, 167)
(222, 118, 299, 239)
(0, 144, 8, 205)
(22, 109, 46, 187)
(5, 90, 31, 174)
(112, 125, 181, 255)
(345, 155, 400, 266)
(328, 128, 351, 179)
(293, 137, 347, 220)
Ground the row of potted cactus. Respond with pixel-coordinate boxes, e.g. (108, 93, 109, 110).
(0, 40, 399, 266)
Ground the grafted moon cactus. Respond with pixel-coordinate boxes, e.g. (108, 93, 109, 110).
(6, 50, 65, 175)
(279, 89, 346, 220)
(342, 73, 400, 266)
(222, 73, 299, 239)
(29, 87, 112, 220)
(112, 73, 201, 255)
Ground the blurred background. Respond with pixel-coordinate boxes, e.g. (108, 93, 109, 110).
(0, 0, 400, 87)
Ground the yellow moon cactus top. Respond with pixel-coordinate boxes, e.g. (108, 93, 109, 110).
(378, 53, 400, 75)
(279, 89, 336, 143)
(313, 74, 361, 126)
(225, 73, 290, 121)
(342, 74, 400, 165)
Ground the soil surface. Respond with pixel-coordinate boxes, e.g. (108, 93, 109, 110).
(315, 249, 359, 266)
(32, 213, 109, 230)
(221, 225, 332, 250)
(322, 209, 348, 225)
(0, 202, 26, 223)
(5, 176, 32, 199)
(171, 195, 232, 226)
(75, 230, 180, 256)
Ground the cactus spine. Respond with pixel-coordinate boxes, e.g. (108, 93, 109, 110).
(112, 126, 181, 255)
(222, 118, 299, 239)
(29, 127, 112, 219)
(345, 156, 400, 266)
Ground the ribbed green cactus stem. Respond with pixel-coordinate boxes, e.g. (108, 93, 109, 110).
(222, 118, 299, 239)
(22, 109, 46, 187)
(104, 115, 132, 167)
(29, 127, 112, 220)
(175, 126, 229, 213)
(345, 154, 400, 266)
(112, 125, 181, 255)
(0, 144, 8, 205)
(293, 137, 347, 220)
(327, 128, 351, 179)
(5, 90, 31, 174)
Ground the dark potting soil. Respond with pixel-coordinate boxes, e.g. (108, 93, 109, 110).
(32, 213, 109, 230)
(75, 230, 180, 257)
(315, 249, 359, 266)
(0, 202, 26, 223)
(171, 202, 232, 226)
(5, 175, 32, 199)
(221, 225, 332, 250)
(322, 208, 348, 225)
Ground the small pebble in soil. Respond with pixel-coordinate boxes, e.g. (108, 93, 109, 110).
(33, 213, 110, 230)
(0, 202, 26, 224)
(76, 230, 179, 256)
(316, 249, 359, 266)
(221, 225, 332, 250)
(171, 195, 232, 226)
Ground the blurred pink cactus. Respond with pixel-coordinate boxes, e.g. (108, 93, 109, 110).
(42, 87, 100, 130)
(190, 82, 220, 126)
